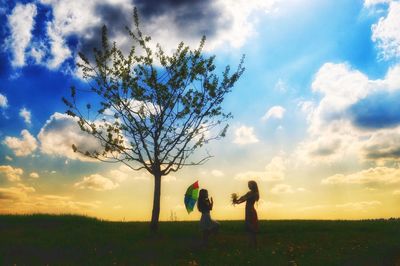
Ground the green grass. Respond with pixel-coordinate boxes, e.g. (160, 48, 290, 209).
(1, 214, 400, 265)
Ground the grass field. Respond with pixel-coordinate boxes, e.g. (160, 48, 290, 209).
(1, 214, 400, 265)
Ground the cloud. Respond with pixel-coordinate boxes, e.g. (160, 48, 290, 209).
(38, 112, 102, 161)
(0, 183, 35, 201)
(38, 0, 99, 69)
(297, 201, 382, 213)
(32, 0, 278, 71)
(108, 165, 150, 182)
(29, 172, 39, 178)
(270, 183, 294, 194)
(0, 190, 100, 213)
(7, 3, 37, 67)
(348, 91, 400, 129)
(393, 189, 400, 195)
(361, 128, 400, 161)
(74, 174, 119, 191)
(295, 62, 400, 164)
(137, 0, 280, 51)
(372, 1, 400, 59)
(262, 105, 286, 121)
(211, 169, 224, 177)
(0, 93, 8, 108)
(321, 166, 400, 185)
(235, 156, 286, 182)
(257, 199, 283, 210)
(0, 165, 23, 182)
(297, 204, 327, 212)
(19, 107, 32, 125)
(3, 130, 38, 156)
(270, 183, 305, 194)
(364, 0, 393, 7)
(335, 201, 381, 211)
(274, 79, 287, 92)
(163, 175, 177, 182)
(233, 125, 259, 145)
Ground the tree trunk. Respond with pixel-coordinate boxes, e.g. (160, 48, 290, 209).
(150, 172, 161, 232)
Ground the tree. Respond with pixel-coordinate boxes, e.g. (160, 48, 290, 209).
(63, 8, 245, 232)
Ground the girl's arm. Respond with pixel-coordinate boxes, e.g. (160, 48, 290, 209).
(235, 193, 248, 204)
(210, 197, 214, 210)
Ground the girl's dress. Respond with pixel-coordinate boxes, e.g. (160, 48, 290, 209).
(245, 192, 258, 232)
(199, 200, 219, 231)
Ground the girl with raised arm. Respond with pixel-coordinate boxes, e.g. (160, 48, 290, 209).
(232, 180, 260, 246)
(197, 189, 219, 246)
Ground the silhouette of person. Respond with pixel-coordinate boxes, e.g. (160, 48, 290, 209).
(197, 189, 219, 246)
(233, 180, 259, 247)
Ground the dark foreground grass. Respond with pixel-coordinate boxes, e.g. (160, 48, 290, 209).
(1, 215, 400, 265)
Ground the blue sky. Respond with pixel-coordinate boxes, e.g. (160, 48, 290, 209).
(1, 0, 400, 221)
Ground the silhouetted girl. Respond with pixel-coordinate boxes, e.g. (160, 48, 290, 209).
(197, 189, 219, 245)
(233, 180, 260, 246)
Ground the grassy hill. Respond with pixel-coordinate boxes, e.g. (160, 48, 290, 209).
(1, 214, 400, 265)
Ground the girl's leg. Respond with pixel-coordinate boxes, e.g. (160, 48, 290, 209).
(252, 232, 257, 247)
(202, 230, 209, 246)
(248, 232, 257, 247)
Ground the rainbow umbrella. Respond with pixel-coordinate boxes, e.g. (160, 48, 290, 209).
(184, 181, 199, 214)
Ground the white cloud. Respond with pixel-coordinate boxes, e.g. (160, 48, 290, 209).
(270, 183, 294, 194)
(233, 125, 259, 145)
(108, 165, 150, 182)
(295, 62, 400, 164)
(7, 3, 37, 67)
(335, 201, 381, 211)
(0, 183, 35, 201)
(34, 0, 279, 71)
(74, 174, 119, 191)
(274, 79, 287, 92)
(298, 101, 314, 115)
(360, 128, 400, 162)
(38, 112, 102, 161)
(163, 175, 177, 182)
(235, 156, 286, 182)
(5, 156, 13, 161)
(0, 93, 8, 108)
(200, 0, 280, 51)
(364, 0, 392, 7)
(298, 201, 381, 213)
(0, 190, 100, 213)
(0, 165, 23, 182)
(29, 44, 47, 64)
(38, 0, 101, 69)
(108, 166, 130, 183)
(29, 172, 39, 179)
(322, 167, 400, 185)
(46, 21, 73, 69)
(258, 199, 283, 210)
(262, 105, 286, 121)
(19, 107, 31, 125)
(270, 183, 304, 194)
(297, 204, 327, 212)
(3, 130, 38, 156)
(372, 1, 400, 59)
(211, 169, 224, 177)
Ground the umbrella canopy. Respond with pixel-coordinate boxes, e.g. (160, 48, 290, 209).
(184, 181, 199, 214)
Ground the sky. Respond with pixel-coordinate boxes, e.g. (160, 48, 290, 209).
(1, 0, 400, 221)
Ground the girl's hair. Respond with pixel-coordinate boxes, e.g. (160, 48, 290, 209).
(197, 189, 208, 212)
(248, 180, 260, 201)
